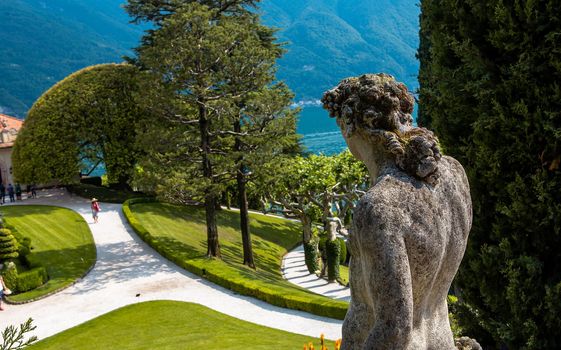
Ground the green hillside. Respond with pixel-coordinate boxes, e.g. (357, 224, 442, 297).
(0, 0, 142, 117)
(0, 0, 419, 117)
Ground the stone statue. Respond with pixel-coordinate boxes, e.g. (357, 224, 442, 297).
(322, 74, 472, 349)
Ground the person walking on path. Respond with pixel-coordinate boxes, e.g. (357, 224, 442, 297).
(31, 184, 37, 198)
(0, 183, 5, 204)
(7, 184, 15, 203)
(91, 198, 101, 223)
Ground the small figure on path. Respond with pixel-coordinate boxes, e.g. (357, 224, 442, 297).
(91, 198, 101, 223)
(30, 184, 37, 198)
(7, 184, 15, 203)
(0, 183, 5, 204)
(322, 74, 472, 349)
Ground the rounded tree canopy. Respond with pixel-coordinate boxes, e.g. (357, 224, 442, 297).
(12, 63, 144, 185)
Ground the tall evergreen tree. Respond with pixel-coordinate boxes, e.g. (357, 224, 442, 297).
(135, 4, 290, 259)
(129, 0, 293, 265)
(419, 1, 561, 348)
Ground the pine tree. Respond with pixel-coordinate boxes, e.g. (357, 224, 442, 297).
(135, 3, 294, 258)
(419, 1, 561, 348)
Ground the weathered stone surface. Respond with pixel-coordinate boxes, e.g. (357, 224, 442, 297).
(322, 74, 473, 349)
(455, 336, 483, 350)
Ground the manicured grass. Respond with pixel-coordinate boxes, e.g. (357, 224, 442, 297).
(125, 200, 348, 319)
(339, 265, 349, 286)
(27, 301, 335, 350)
(1, 205, 96, 302)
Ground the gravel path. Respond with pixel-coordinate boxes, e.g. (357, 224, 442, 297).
(282, 245, 351, 302)
(0, 189, 342, 341)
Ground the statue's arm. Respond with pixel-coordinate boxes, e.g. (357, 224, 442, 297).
(360, 206, 413, 349)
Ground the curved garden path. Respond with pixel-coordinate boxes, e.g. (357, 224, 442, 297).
(0, 189, 342, 341)
(282, 245, 351, 302)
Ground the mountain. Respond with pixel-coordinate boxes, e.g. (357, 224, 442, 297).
(0, 0, 142, 117)
(0, 0, 420, 131)
(261, 0, 420, 103)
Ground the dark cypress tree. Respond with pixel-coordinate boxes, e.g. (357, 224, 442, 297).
(419, 1, 561, 348)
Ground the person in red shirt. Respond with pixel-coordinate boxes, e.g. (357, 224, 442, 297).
(91, 198, 101, 223)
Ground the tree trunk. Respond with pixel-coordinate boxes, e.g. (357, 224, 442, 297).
(237, 168, 255, 268)
(302, 215, 313, 243)
(199, 103, 221, 258)
(234, 119, 255, 268)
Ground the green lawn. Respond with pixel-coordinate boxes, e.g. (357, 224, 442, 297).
(27, 301, 336, 350)
(339, 265, 349, 286)
(1, 205, 96, 302)
(126, 201, 348, 319)
(134, 202, 299, 278)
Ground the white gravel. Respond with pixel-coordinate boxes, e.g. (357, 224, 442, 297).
(282, 245, 351, 302)
(0, 189, 342, 341)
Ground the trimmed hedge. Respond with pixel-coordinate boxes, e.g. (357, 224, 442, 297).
(80, 176, 102, 187)
(17, 266, 48, 293)
(67, 183, 148, 203)
(325, 239, 340, 282)
(123, 198, 348, 320)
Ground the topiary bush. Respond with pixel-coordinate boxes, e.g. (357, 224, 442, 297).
(303, 235, 320, 274)
(338, 238, 347, 265)
(1, 261, 19, 291)
(326, 239, 341, 282)
(17, 266, 48, 293)
(0, 228, 19, 261)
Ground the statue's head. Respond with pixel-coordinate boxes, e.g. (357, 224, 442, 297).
(322, 73, 441, 184)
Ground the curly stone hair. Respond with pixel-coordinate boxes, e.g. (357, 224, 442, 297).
(322, 73, 441, 184)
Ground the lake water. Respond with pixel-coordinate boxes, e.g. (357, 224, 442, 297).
(297, 106, 346, 155)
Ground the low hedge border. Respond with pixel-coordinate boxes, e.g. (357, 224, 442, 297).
(122, 198, 348, 320)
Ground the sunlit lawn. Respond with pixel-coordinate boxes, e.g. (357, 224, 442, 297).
(27, 301, 335, 350)
(1, 205, 95, 302)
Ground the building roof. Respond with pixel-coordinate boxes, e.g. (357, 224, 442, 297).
(0, 113, 24, 149)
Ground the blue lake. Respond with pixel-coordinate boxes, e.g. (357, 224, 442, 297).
(297, 106, 347, 155)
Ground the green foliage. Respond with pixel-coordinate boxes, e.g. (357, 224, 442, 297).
(12, 63, 144, 186)
(419, 1, 561, 348)
(25, 301, 335, 350)
(1, 262, 18, 291)
(325, 239, 340, 282)
(66, 183, 148, 204)
(79, 177, 102, 187)
(304, 235, 320, 274)
(0, 228, 18, 262)
(0, 318, 37, 350)
(123, 198, 348, 319)
(16, 267, 48, 293)
(338, 237, 347, 265)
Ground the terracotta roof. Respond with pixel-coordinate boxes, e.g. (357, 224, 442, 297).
(0, 113, 24, 149)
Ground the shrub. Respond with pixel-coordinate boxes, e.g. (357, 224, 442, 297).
(16, 266, 48, 293)
(0, 228, 19, 261)
(338, 238, 347, 265)
(304, 236, 320, 274)
(1, 262, 19, 291)
(325, 239, 340, 282)
(80, 176, 102, 187)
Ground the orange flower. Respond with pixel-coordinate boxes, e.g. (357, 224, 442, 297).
(335, 339, 342, 350)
